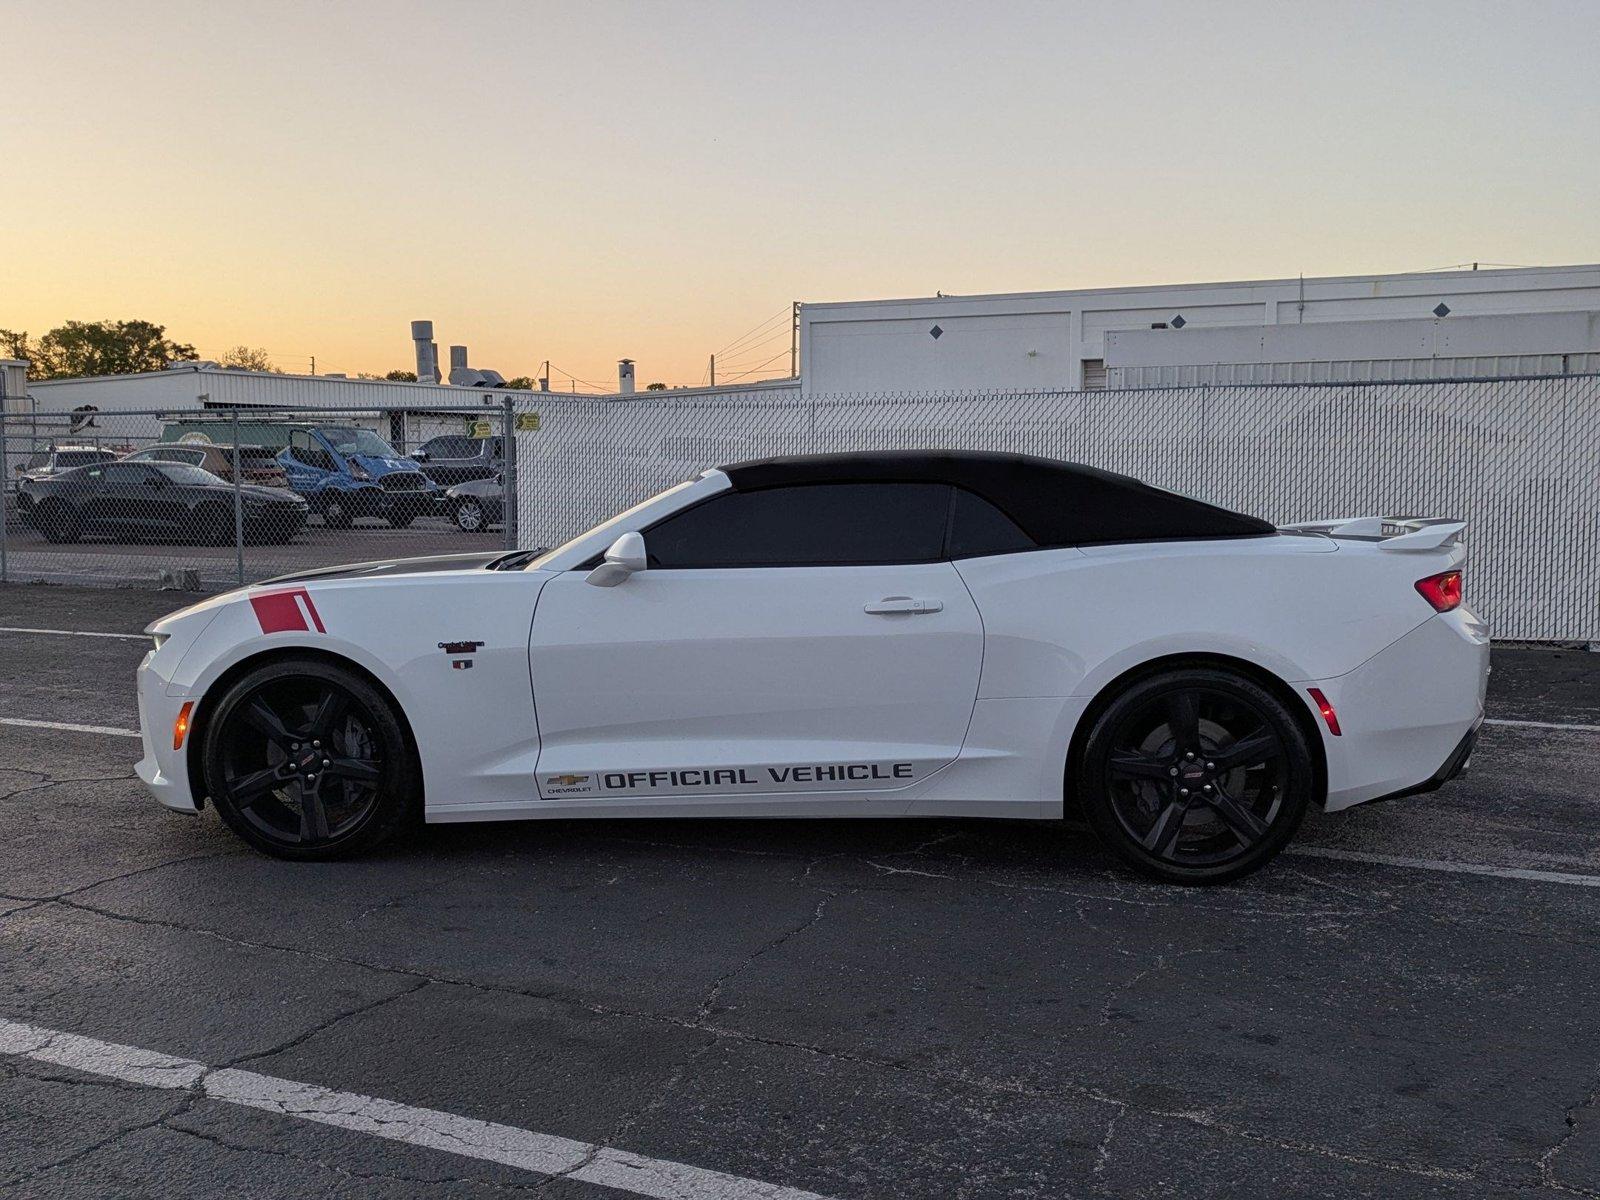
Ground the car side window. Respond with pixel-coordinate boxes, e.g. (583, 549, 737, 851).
(644, 483, 951, 569)
(289, 431, 336, 470)
(103, 463, 153, 486)
(947, 488, 1036, 558)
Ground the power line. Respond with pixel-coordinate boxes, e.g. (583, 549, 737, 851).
(717, 348, 793, 384)
(714, 308, 789, 360)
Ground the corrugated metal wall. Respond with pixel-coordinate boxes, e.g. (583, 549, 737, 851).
(1109, 354, 1600, 389)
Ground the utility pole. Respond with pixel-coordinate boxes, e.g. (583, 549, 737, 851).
(790, 301, 800, 378)
(709, 354, 716, 387)
(309, 355, 316, 375)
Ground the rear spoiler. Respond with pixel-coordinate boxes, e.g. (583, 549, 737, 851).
(1278, 516, 1467, 551)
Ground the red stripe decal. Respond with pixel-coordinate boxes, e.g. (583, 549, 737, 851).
(250, 588, 325, 634)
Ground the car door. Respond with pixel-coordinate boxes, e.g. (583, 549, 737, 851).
(527, 482, 984, 810)
(95, 463, 169, 532)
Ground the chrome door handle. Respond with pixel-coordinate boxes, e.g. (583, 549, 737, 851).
(864, 596, 943, 615)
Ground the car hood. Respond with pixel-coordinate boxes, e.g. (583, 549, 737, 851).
(447, 477, 502, 497)
(240, 484, 304, 504)
(258, 551, 509, 585)
(350, 454, 424, 476)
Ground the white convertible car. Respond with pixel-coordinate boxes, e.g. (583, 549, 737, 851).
(136, 450, 1488, 883)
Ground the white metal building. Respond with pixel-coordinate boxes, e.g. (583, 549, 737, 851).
(797, 264, 1600, 393)
(12, 362, 524, 415)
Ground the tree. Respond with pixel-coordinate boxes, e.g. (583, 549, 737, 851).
(219, 345, 279, 372)
(0, 329, 32, 361)
(17, 320, 197, 379)
(645, 381, 667, 390)
(384, 369, 418, 382)
(503, 376, 535, 390)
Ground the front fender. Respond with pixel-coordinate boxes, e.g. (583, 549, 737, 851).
(154, 573, 550, 817)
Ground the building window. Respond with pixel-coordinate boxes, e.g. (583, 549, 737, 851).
(1081, 359, 1107, 391)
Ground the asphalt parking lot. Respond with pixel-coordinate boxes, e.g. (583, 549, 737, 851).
(3, 583, 1599, 1199)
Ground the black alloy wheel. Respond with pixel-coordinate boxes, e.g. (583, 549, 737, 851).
(1079, 668, 1314, 883)
(201, 659, 418, 859)
(36, 500, 82, 544)
(321, 496, 352, 529)
(195, 503, 233, 546)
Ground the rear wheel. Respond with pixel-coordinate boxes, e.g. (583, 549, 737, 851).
(200, 659, 419, 860)
(1077, 667, 1314, 884)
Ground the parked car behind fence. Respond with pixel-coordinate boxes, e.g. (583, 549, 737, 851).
(17, 460, 309, 545)
(124, 442, 291, 489)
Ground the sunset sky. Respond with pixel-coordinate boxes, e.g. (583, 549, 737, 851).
(7, 0, 1597, 389)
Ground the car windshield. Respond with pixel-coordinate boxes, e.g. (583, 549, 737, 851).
(322, 427, 399, 458)
(525, 478, 700, 570)
(153, 463, 227, 486)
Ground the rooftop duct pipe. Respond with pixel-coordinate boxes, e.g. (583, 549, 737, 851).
(618, 359, 636, 395)
(411, 320, 440, 384)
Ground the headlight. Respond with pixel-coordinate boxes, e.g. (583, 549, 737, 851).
(348, 463, 371, 481)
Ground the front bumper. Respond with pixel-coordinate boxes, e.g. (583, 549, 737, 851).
(134, 647, 201, 813)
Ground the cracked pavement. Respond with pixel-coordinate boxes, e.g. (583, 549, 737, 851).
(3, 584, 1600, 1198)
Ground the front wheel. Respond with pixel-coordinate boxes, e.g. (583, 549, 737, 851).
(36, 500, 82, 544)
(453, 497, 487, 532)
(1077, 668, 1314, 884)
(321, 495, 352, 529)
(200, 659, 419, 860)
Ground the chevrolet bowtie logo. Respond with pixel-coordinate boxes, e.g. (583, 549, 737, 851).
(552, 774, 590, 786)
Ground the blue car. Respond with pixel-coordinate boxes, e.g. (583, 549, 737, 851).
(279, 425, 441, 528)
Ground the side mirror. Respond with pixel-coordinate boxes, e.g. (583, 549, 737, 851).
(410, 450, 428, 461)
(585, 531, 647, 588)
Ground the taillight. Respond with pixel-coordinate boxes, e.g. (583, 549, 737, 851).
(1415, 570, 1463, 613)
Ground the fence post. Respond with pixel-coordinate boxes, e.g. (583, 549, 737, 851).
(231, 409, 245, 587)
(502, 397, 518, 550)
(0, 411, 8, 584)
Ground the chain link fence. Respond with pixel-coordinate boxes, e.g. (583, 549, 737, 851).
(3, 375, 1596, 641)
(1, 403, 518, 591)
(504, 374, 1600, 643)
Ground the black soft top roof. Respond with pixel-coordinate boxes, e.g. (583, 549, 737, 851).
(718, 450, 1274, 546)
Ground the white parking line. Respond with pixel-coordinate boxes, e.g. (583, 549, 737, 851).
(0, 626, 150, 642)
(0, 717, 142, 739)
(1289, 845, 1600, 888)
(0, 1017, 836, 1200)
(1483, 716, 1600, 734)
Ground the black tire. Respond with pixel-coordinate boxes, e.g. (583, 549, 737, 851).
(387, 508, 415, 529)
(200, 658, 419, 860)
(193, 504, 233, 546)
(36, 500, 82, 544)
(1076, 667, 1314, 884)
(454, 497, 487, 533)
(321, 496, 353, 529)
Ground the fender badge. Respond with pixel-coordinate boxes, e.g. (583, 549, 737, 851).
(439, 640, 485, 655)
(451, 660, 474, 670)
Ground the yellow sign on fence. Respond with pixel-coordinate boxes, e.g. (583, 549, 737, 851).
(515, 412, 541, 432)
